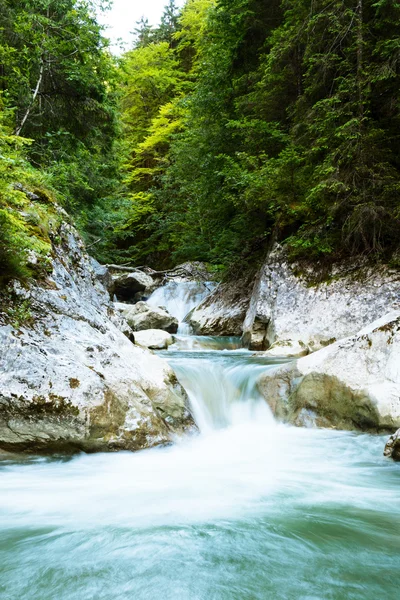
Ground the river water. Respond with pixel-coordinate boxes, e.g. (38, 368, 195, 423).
(1, 285, 399, 599)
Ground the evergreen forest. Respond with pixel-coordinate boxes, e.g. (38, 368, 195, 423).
(1, 0, 400, 285)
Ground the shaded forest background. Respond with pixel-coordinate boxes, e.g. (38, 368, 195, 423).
(1, 0, 400, 286)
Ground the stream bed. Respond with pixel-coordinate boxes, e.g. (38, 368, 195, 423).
(1, 338, 399, 599)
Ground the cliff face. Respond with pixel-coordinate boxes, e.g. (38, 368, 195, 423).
(242, 246, 400, 351)
(185, 246, 400, 348)
(0, 218, 194, 454)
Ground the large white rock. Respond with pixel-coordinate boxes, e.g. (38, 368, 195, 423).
(261, 340, 309, 358)
(134, 329, 174, 350)
(112, 271, 154, 301)
(243, 245, 400, 350)
(0, 222, 194, 453)
(258, 312, 400, 431)
(116, 301, 178, 333)
(188, 281, 251, 336)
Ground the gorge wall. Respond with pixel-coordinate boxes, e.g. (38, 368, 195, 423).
(0, 211, 194, 454)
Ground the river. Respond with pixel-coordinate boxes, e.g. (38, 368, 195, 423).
(0, 283, 399, 599)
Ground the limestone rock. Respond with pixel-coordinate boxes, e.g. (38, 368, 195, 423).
(258, 312, 400, 431)
(188, 281, 251, 336)
(89, 257, 113, 295)
(243, 245, 400, 350)
(0, 223, 194, 454)
(112, 271, 154, 302)
(261, 340, 309, 358)
(116, 301, 178, 334)
(134, 329, 174, 350)
(384, 429, 400, 461)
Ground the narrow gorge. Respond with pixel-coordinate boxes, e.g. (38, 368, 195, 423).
(1, 215, 399, 599)
(1, 0, 400, 597)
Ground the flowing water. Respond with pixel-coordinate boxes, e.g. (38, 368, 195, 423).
(1, 285, 399, 600)
(147, 280, 214, 334)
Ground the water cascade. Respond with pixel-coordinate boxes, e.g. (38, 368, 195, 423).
(166, 347, 280, 432)
(0, 282, 399, 599)
(147, 280, 214, 334)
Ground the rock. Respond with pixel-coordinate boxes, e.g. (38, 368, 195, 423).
(89, 257, 113, 295)
(243, 245, 400, 350)
(134, 330, 174, 350)
(0, 223, 195, 454)
(261, 340, 309, 358)
(384, 429, 400, 461)
(112, 271, 154, 301)
(258, 312, 400, 431)
(115, 301, 178, 334)
(188, 280, 252, 336)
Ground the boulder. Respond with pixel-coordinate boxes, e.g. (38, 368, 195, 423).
(0, 223, 194, 454)
(116, 301, 178, 334)
(188, 280, 252, 336)
(260, 340, 309, 358)
(384, 429, 400, 461)
(112, 271, 154, 301)
(243, 245, 400, 350)
(134, 330, 174, 350)
(258, 312, 400, 432)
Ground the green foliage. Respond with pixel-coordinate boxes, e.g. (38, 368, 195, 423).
(114, 0, 400, 269)
(0, 105, 59, 286)
(2, 0, 399, 274)
(0, 0, 120, 214)
(4, 297, 33, 329)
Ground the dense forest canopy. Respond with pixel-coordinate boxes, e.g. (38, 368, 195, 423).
(1, 0, 400, 285)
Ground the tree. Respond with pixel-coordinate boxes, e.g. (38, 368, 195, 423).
(112, 0, 400, 269)
(133, 17, 154, 48)
(154, 0, 181, 45)
(0, 0, 119, 212)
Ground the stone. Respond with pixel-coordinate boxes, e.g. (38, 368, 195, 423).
(243, 245, 400, 350)
(89, 257, 113, 295)
(261, 340, 309, 358)
(0, 222, 195, 454)
(134, 329, 174, 350)
(384, 429, 400, 461)
(115, 301, 178, 334)
(258, 312, 400, 431)
(112, 271, 154, 301)
(188, 280, 252, 336)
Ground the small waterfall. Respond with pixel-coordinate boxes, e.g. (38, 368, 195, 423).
(166, 350, 277, 433)
(147, 280, 214, 334)
(149, 280, 278, 434)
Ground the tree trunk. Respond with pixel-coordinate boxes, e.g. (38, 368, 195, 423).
(15, 61, 44, 136)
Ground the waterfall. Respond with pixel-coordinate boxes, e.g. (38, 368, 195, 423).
(147, 280, 214, 334)
(165, 348, 279, 433)
(148, 280, 279, 433)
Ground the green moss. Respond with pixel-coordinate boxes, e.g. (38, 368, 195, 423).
(3, 297, 33, 329)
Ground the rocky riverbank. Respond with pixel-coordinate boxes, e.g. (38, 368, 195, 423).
(0, 215, 195, 454)
(2, 212, 399, 459)
(184, 246, 400, 455)
(257, 312, 400, 432)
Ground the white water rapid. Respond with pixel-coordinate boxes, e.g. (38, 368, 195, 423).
(0, 282, 399, 600)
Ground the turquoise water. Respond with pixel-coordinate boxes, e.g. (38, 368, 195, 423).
(0, 344, 399, 600)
